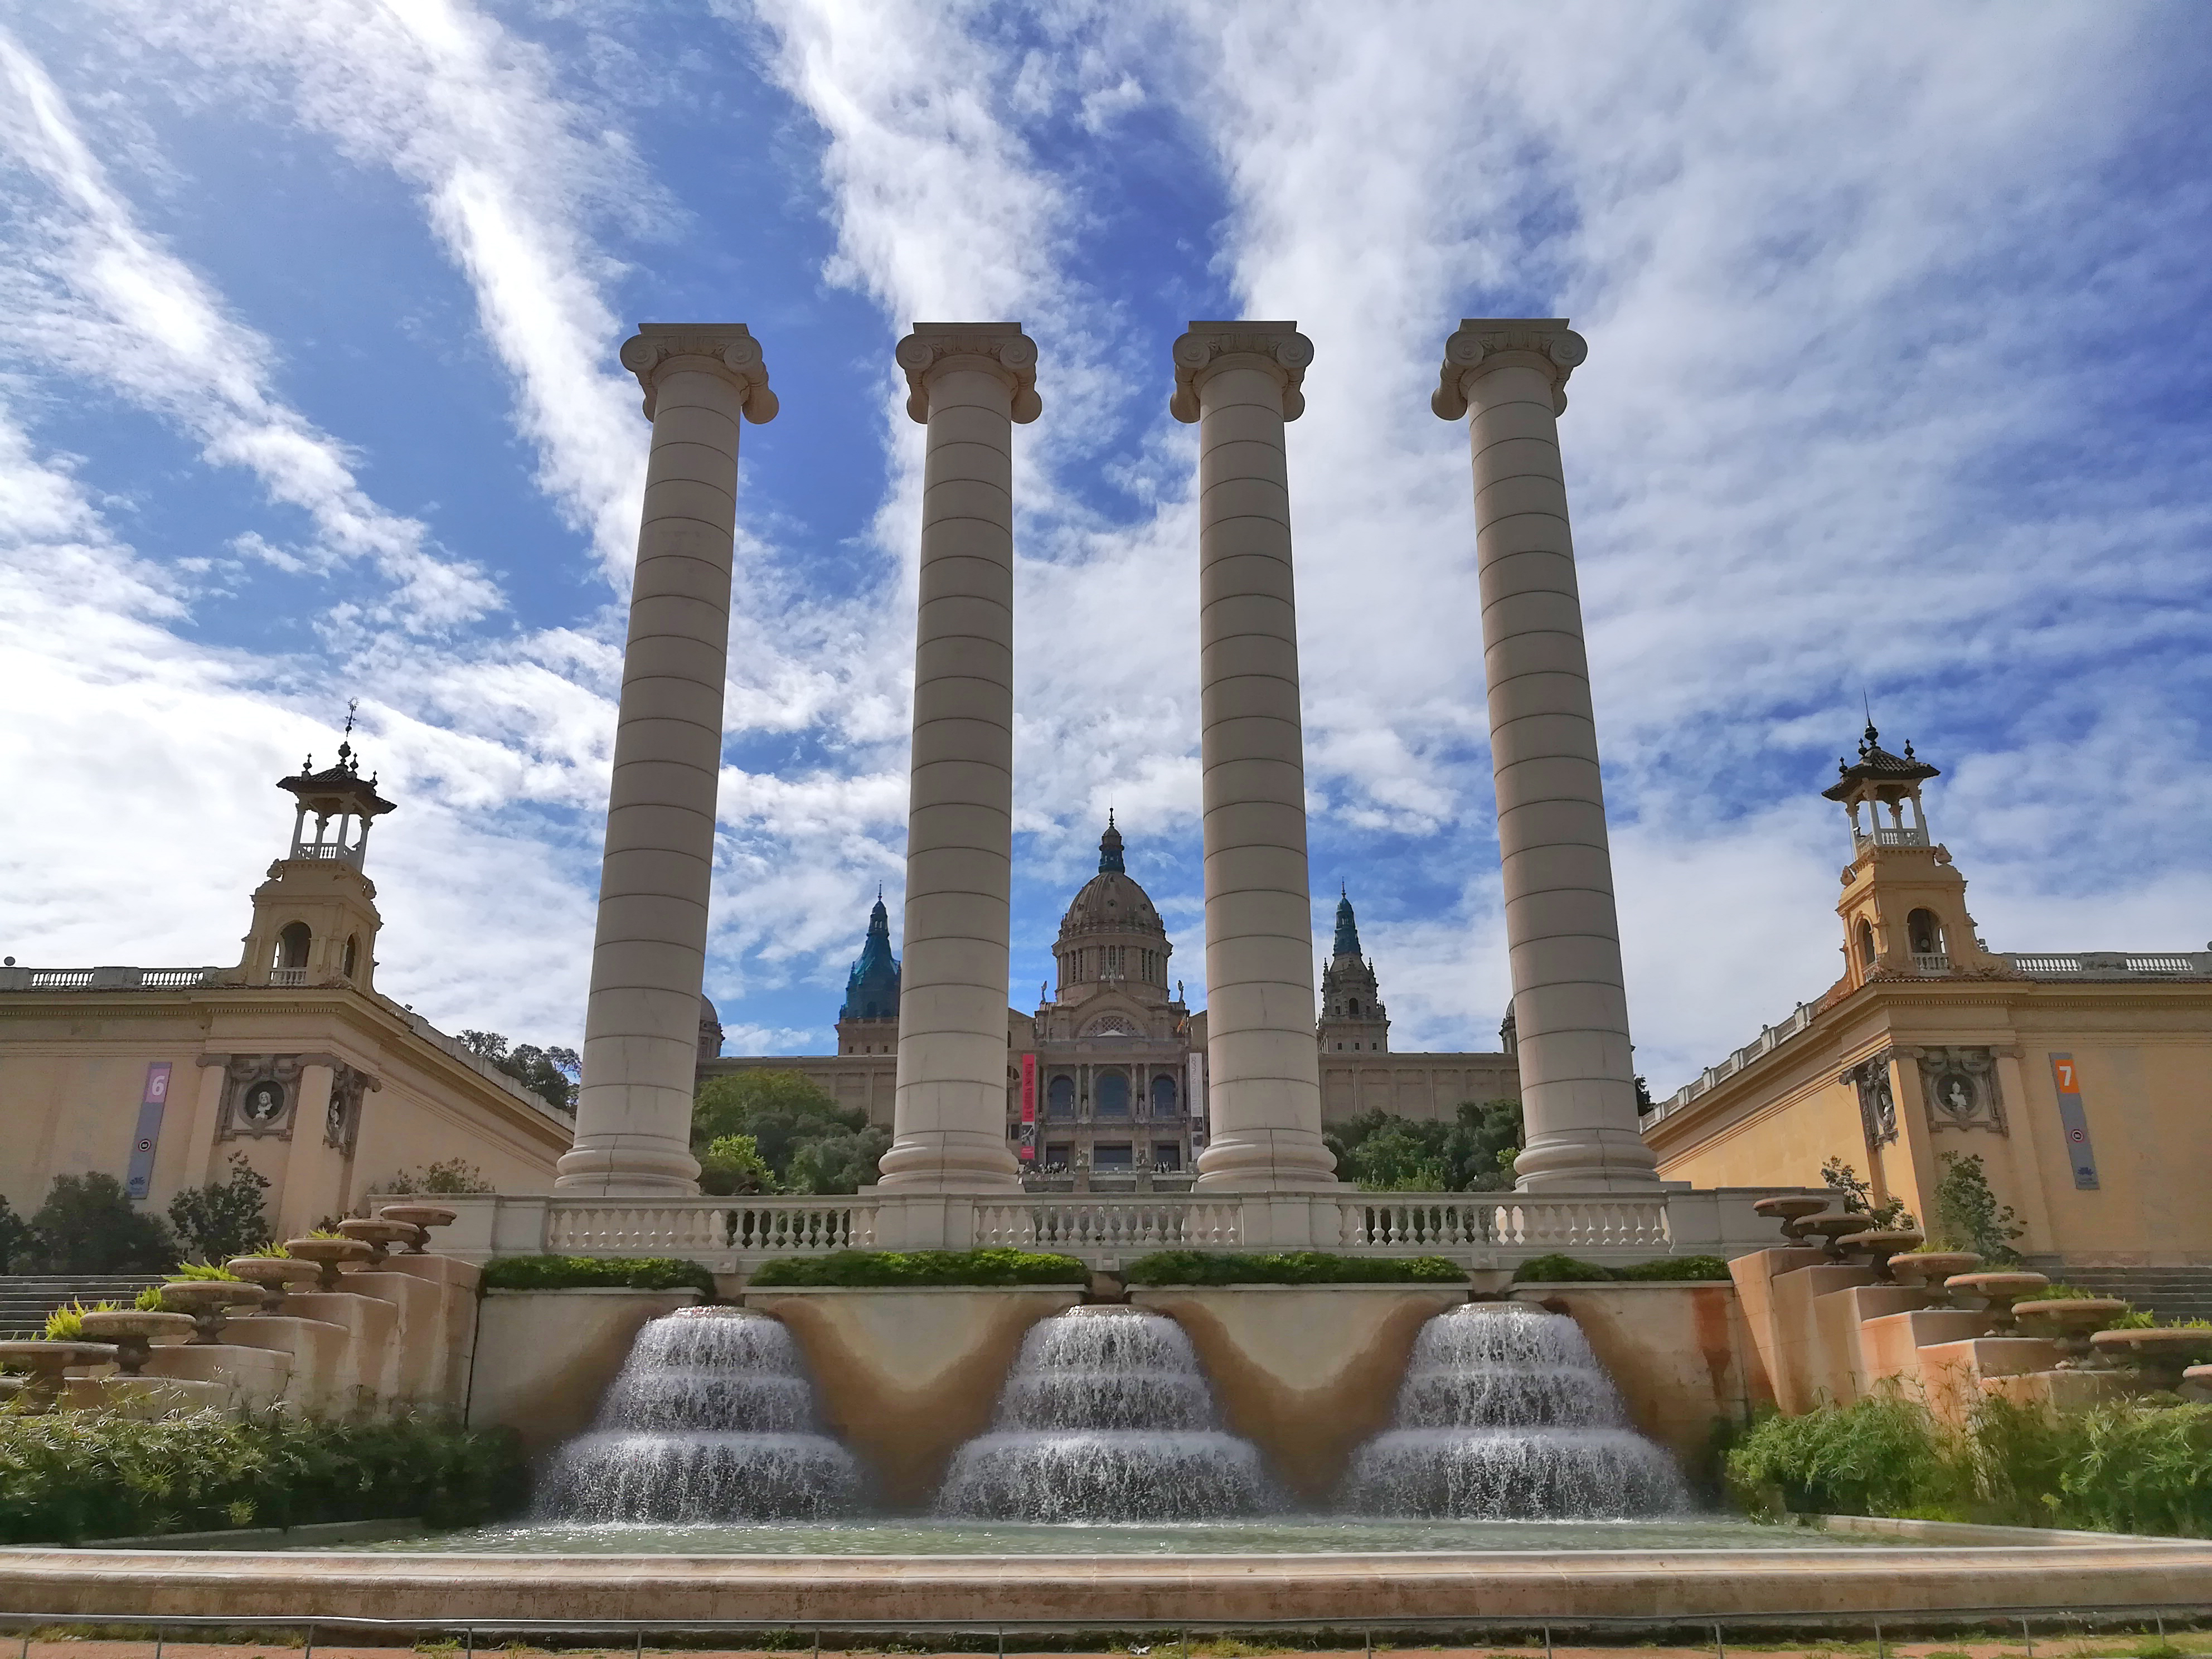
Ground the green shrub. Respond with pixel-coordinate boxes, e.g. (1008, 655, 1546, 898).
(748, 1248, 1088, 1288)
(167, 1262, 244, 1282)
(1727, 1393, 2212, 1537)
(1932, 1151, 2024, 1265)
(479, 1255, 717, 1296)
(167, 1153, 271, 1265)
(1120, 1250, 1463, 1286)
(0, 1408, 526, 1544)
(1511, 1253, 1731, 1283)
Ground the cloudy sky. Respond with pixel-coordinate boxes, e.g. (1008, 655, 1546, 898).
(1, 2, 2208, 1094)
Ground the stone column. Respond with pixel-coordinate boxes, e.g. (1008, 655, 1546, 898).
(876, 323, 1039, 1192)
(1432, 318, 1659, 1191)
(557, 324, 777, 1195)
(1171, 321, 1336, 1191)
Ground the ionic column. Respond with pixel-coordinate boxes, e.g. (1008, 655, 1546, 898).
(1432, 318, 1659, 1191)
(876, 323, 1040, 1191)
(557, 324, 777, 1195)
(1171, 321, 1336, 1191)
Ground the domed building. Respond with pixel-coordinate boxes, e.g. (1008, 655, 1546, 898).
(700, 814, 1521, 1182)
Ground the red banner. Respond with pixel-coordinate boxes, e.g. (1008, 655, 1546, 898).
(1019, 1053, 1037, 1161)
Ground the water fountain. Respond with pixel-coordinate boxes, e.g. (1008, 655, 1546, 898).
(1338, 1302, 1687, 1518)
(537, 1306, 866, 1521)
(935, 1305, 1275, 1521)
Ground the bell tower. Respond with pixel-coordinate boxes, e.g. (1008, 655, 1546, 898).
(1825, 723, 1994, 989)
(234, 714, 395, 993)
(1317, 888, 1390, 1054)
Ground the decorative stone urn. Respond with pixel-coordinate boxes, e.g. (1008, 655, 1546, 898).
(2182, 1363, 2211, 1400)
(2088, 1327, 2212, 1391)
(227, 1256, 324, 1314)
(376, 1204, 457, 1251)
(76, 1309, 197, 1375)
(0, 1340, 120, 1410)
(2014, 1298, 2131, 1367)
(159, 1280, 269, 1345)
(1890, 1251, 1983, 1302)
(1836, 1229, 1925, 1280)
(285, 1235, 373, 1291)
(338, 1217, 425, 1264)
(1752, 1195, 1833, 1242)
(1796, 1213, 1875, 1257)
(1945, 1271, 2051, 1334)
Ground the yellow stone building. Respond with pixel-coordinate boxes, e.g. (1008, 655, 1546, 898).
(1641, 725, 2212, 1274)
(0, 739, 574, 1237)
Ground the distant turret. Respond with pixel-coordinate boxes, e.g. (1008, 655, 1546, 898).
(836, 891, 902, 1054)
(1317, 887, 1389, 1054)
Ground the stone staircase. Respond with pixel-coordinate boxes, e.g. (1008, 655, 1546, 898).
(0, 1275, 165, 1336)
(2031, 1264, 2212, 1323)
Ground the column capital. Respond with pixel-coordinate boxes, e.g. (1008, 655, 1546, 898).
(896, 322, 1041, 424)
(620, 323, 778, 423)
(1170, 320, 1313, 423)
(1431, 317, 1587, 420)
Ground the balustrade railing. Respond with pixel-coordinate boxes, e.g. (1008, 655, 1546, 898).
(974, 1196, 1242, 1251)
(1331, 1195, 1671, 1253)
(545, 1196, 874, 1263)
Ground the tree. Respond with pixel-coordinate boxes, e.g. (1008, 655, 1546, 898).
(1446, 1098, 1523, 1191)
(0, 1196, 36, 1272)
(1820, 1157, 1915, 1230)
(697, 1134, 777, 1196)
(28, 1172, 175, 1273)
(382, 1158, 493, 1195)
(787, 1126, 894, 1196)
(459, 1030, 580, 1114)
(1321, 1099, 1522, 1192)
(692, 1070, 875, 1187)
(167, 1153, 272, 1263)
(1931, 1151, 2024, 1263)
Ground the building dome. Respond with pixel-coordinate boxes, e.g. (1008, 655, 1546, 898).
(1053, 814, 1171, 1001)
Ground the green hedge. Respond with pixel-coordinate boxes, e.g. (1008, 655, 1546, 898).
(479, 1255, 717, 1296)
(1121, 1250, 1464, 1287)
(747, 1248, 1088, 1288)
(1728, 1393, 2212, 1538)
(1512, 1252, 1731, 1283)
(0, 1409, 525, 1544)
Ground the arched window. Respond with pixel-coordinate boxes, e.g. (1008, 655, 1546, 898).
(1347, 998, 1361, 1017)
(1856, 918, 1877, 969)
(1047, 1075, 1075, 1120)
(1150, 1074, 1177, 1116)
(1907, 909, 1945, 955)
(1095, 1071, 1131, 1117)
(275, 922, 311, 970)
(341, 934, 359, 978)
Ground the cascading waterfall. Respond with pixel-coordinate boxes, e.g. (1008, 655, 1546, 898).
(1338, 1302, 1688, 1519)
(935, 1306, 1275, 1521)
(537, 1306, 865, 1522)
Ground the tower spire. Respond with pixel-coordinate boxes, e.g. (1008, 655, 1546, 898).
(1332, 889, 1362, 959)
(1098, 811, 1126, 874)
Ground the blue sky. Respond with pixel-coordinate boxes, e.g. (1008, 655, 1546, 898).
(1, 2, 2208, 1093)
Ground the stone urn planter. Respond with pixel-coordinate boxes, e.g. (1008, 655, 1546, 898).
(1753, 1195, 1833, 1242)
(1837, 1229, 1925, 1280)
(338, 1217, 425, 1264)
(1945, 1271, 2051, 1333)
(376, 1204, 457, 1251)
(76, 1309, 197, 1375)
(1796, 1213, 1876, 1257)
(1890, 1250, 1983, 1302)
(227, 1255, 324, 1313)
(285, 1235, 373, 1291)
(2014, 1298, 2132, 1367)
(2182, 1363, 2211, 1400)
(0, 1340, 120, 1410)
(2089, 1327, 2212, 1391)
(159, 1280, 268, 1345)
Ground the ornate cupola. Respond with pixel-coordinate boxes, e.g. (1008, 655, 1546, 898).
(835, 891, 902, 1055)
(1052, 813, 1172, 1007)
(235, 711, 395, 993)
(1318, 887, 1390, 1054)
(1824, 723, 1995, 989)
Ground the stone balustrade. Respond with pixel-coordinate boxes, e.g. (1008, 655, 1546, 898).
(425, 1185, 1792, 1274)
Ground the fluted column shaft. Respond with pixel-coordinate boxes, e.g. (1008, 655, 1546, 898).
(877, 323, 1039, 1191)
(559, 324, 776, 1196)
(1171, 321, 1336, 1191)
(1433, 318, 1659, 1191)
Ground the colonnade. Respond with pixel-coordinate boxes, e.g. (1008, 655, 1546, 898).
(562, 313, 1660, 1199)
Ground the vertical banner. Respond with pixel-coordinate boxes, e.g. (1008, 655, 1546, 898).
(2046, 1053, 2101, 1190)
(1018, 1053, 1037, 1163)
(124, 1061, 173, 1200)
(1186, 1051, 1208, 1149)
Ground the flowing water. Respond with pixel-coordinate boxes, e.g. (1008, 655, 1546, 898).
(535, 1306, 865, 1522)
(935, 1306, 1274, 1521)
(1339, 1302, 1689, 1519)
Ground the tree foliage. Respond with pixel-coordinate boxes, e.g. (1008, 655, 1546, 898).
(381, 1158, 493, 1195)
(692, 1070, 889, 1195)
(166, 1153, 271, 1264)
(1323, 1099, 1522, 1192)
(697, 1133, 776, 1196)
(1930, 1151, 2025, 1263)
(0, 1197, 36, 1273)
(458, 1030, 580, 1114)
(1820, 1157, 1916, 1230)
(26, 1172, 174, 1274)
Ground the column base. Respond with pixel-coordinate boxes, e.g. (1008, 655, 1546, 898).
(874, 1131, 1022, 1193)
(1194, 1131, 1340, 1192)
(554, 1139, 701, 1196)
(1514, 1128, 1663, 1192)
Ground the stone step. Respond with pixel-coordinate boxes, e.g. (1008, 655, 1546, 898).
(2035, 1265, 2212, 1323)
(0, 1275, 168, 1335)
